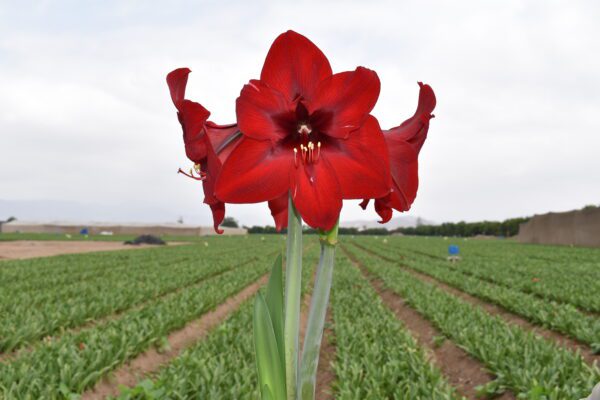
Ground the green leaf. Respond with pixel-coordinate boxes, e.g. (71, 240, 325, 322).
(261, 384, 274, 400)
(265, 254, 285, 373)
(254, 292, 286, 400)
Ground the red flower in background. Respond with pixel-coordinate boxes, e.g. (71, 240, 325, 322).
(360, 82, 436, 222)
(166, 68, 211, 164)
(215, 31, 391, 230)
(167, 68, 289, 232)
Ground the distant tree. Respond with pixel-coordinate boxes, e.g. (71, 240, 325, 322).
(6, 216, 16, 223)
(220, 217, 239, 228)
(391, 216, 530, 237)
(248, 225, 284, 234)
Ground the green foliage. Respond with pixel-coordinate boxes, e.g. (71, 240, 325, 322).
(395, 217, 530, 237)
(254, 255, 286, 400)
(114, 244, 320, 399)
(359, 239, 600, 351)
(0, 237, 281, 399)
(221, 217, 240, 228)
(331, 253, 461, 399)
(0, 241, 274, 352)
(345, 242, 600, 399)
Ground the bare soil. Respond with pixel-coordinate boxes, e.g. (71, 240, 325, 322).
(80, 274, 269, 400)
(0, 240, 182, 260)
(341, 245, 515, 400)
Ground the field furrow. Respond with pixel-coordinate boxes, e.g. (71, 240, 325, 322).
(345, 243, 600, 399)
(353, 241, 600, 356)
(341, 245, 513, 400)
(330, 251, 461, 399)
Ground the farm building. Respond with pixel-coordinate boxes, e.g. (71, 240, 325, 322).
(517, 207, 600, 247)
(0, 220, 246, 236)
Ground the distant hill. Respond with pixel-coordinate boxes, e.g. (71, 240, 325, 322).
(340, 216, 436, 230)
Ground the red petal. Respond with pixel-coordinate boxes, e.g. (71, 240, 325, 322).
(204, 122, 241, 165)
(236, 80, 292, 142)
(166, 68, 211, 163)
(201, 124, 240, 206)
(209, 202, 225, 234)
(291, 158, 342, 231)
(260, 30, 332, 102)
(178, 100, 210, 163)
(268, 193, 289, 231)
(381, 82, 436, 213)
(385, 139, 419, 211)
(323, 116, 391, 199)
(309, 67, 380, 139)
(374, 197, 394, 223)
(215, 138, 292, 203)
(359, 199, 370, 210)
(388, 82, 436, 153)
(167, 68, 191, 106)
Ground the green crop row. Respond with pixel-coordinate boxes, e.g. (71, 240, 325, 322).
(0, 236, 275, 290)
(0, 243, 274, 353)
(357, 242, 600, 353)
(345, 243, 600, 399)
(359, 236, 600, 313)
(114, 243, 320, 399)
(330, 252, 461, 399)
(0, 251, 275, 399)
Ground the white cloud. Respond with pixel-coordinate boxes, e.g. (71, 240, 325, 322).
(1, 0, 599, 226)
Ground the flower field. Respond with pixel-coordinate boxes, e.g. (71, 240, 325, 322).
(0, 235, 598, 399)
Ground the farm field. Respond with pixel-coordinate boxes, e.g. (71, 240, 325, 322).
(0, 235, 598, 399)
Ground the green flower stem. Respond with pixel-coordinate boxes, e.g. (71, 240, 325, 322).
(284, 195, 303, 400)
(298, 222, 338, 400)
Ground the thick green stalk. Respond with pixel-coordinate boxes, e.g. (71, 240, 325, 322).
(284, 195, 303, 400)
(298, 223, 338, 400)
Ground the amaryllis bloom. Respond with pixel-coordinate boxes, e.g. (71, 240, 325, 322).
(167, 68, 289, 233)
(360, 82, 436, 223)
(215, 30, 391, 230)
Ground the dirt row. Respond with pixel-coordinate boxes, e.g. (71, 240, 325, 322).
(353, 243, 600, 366)
(82, 274, 270, 399)
(0, 240, 184, 260)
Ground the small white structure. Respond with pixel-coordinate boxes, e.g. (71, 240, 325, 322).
(0, 220, 247, 236)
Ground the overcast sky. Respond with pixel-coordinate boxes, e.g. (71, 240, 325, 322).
(1, 0, 599, 226)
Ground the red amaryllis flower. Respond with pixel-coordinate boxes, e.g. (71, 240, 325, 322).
(360, 82, 436, 223)
(166, 68, 211, 164)
(215, 30, 391, 230)
(167, 68, 290, 233)
(167, 68, 237, 232)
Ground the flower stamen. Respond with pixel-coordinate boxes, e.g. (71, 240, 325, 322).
(178, 166, 206, 181)
(297, 122, 312, 136)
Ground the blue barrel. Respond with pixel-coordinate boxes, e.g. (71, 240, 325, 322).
(448, 245, 460, 255)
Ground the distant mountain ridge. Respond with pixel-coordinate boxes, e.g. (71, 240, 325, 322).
(340, 216, 436, 230)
